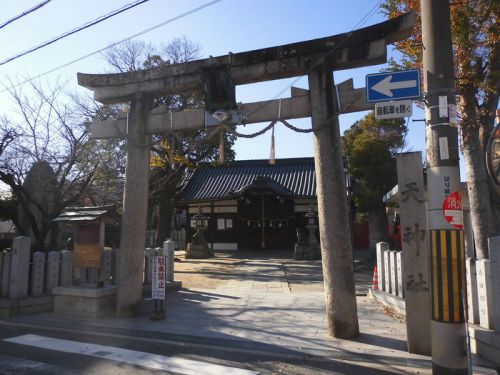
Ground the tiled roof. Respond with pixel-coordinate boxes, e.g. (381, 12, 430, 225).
(53, 205, 118, 223)
(179, 158, 316, 203)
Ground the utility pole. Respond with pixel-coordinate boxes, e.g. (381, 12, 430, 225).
(421, 1, 468, 374)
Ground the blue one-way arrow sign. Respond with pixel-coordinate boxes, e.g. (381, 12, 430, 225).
(366, 69, 421, 102)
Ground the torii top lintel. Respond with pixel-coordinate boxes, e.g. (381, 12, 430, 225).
(78, 12, 415, 105)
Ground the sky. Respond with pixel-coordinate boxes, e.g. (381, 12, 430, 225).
(0, 0, 457, 178)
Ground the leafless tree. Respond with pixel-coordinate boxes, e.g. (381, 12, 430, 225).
(100, 37, 236, 246)
(102, 40, 156, 73)
(0, 120, 17, 157)
(0, 79, 112, 250)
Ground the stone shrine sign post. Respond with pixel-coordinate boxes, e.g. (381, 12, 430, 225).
(78, 13, 415, 338)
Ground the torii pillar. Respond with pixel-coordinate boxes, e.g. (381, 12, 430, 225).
(116, 94, 153, 317)
(309, 63, 358, 337)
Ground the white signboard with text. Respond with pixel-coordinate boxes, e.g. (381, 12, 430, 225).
(152, 255, 166, 300)
(375, 100, 413, 120)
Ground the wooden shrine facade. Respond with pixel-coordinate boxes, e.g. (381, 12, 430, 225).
(178, 158, 318, 251)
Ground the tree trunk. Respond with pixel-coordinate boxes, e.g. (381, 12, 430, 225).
(368, 209, 388, 252)
(155, 192, 174, 247)
(460, 83, 500, 260)
(50, 221, 60, 250)
(462, 130, 498, 259)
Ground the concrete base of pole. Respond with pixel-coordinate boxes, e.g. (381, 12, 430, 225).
(431, 320, 468, 374)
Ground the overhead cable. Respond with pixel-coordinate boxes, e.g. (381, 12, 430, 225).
(0, 0, 151, 67)
(273, 0, 382, 102)
(0, 0, 52, 31)
(0, 0, 223, 94)
(240, 0, 383, 124)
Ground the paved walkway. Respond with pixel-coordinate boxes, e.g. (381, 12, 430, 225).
(7, 250, 498, 374)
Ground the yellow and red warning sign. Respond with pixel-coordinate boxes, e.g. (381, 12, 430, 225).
(442, 191, 464, 229)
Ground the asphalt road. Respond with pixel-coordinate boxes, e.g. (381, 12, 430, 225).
(0, 320, 409, 375)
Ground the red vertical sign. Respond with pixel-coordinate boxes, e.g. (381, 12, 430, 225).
(442, 191, 464, 229)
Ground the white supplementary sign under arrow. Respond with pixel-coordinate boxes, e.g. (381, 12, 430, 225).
(371, 75, 417, 97)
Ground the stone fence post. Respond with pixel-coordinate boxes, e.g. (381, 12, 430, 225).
(396, 251, 404, 298)
(466, 258, 480, 324)
(103, 248, 113, 286)
(0, 252, 6, 297)
(389, 250, 398, 296)
(144, 248, 154, 284)
(384, 249, 391, 293)
(46, 251, 60, 295)
(60, 250, 73, 287)
(376, 242, 388, 291)
(8, 236, 31, 299)
(476, 259, 494, 329)
(489, 236, 500, 332)
(1, 252, 11, 298)
(111, 248, 118, 285)
(31, 252, 45, 297)
(164, 239, 175, 282)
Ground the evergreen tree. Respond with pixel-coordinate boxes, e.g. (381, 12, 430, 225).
(343, 112, 408, 250)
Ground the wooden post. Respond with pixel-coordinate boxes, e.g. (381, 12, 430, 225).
(309, 63, 359, 339)
(116, 93, 153, 317)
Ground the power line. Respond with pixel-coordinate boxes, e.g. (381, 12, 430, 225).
(0, 0, 152, 67)
(0, 0, 223, 94)
(0, 0, 52, 31)
(1, 0, 378, 102)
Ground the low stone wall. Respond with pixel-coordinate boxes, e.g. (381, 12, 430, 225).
(467, 235, 500, 366)
(53, 286, 116, 319)
(0, 237, 119, 318)
(0, 237, 58, 317)
(373, 243, 403, 296)
(372, 237, 500, 365)
(370, 243, 405, 315)
(1, 237, 182, 318)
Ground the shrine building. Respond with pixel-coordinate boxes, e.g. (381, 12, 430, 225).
(177, 157, 318, 251)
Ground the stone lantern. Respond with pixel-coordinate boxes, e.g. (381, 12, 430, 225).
(305, 206, 319, 246)
(186, 207, 210, 258)
(294, 205, 321, 260)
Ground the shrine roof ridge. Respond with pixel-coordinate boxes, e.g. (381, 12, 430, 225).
(178, 157, 317, 203)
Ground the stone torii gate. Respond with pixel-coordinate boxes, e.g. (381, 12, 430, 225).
(78, 12, 415, 339)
